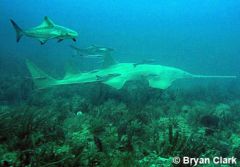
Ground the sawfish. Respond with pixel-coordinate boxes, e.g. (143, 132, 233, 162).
(10, 16, 78, 44)
(26, 54, 236, 90)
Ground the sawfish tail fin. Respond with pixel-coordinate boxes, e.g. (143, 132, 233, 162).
(10, 19, 25, 42)
(26, 60, 57, 89)
(191, 74, 237, 79)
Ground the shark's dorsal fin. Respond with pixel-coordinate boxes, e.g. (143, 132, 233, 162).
(38, 16, 55, 28)
(102, 52, 117, 68)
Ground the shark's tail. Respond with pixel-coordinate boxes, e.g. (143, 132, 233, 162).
(26, 60, 57, 89)
(10, 19, 25, 42)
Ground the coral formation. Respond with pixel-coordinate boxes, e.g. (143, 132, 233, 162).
(0, 75, 239, 166)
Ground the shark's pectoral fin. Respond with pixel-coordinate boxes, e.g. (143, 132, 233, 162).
(148, 78, 173, 89)
(39, 38, 48, 45)
(58, 39, 63, 43)
(103, 77, 126, 89)
(40, 41, 46, 45)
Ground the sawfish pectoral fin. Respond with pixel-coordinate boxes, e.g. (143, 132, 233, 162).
(103, 77, 126, 89)
(148, 78, 173, 89)
(58, 39, 63, 43)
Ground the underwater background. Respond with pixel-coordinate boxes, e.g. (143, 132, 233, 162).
(1, 0, 240, 166)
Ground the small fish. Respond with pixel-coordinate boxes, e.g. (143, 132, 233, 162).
(70, 45, 114, 58)
(10, 16, 78, 44)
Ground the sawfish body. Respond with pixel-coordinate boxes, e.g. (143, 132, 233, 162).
(26, 60, 236, 90)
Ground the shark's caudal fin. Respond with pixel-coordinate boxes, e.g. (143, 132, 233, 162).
(26, 60, 57, 89)
(10, 19, 25, 42)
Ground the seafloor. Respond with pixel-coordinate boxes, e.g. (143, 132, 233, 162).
(0, 72, 240, 167)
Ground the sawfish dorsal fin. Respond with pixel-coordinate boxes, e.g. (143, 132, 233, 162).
(38, 16, 55, 28)
(102, 52, 117, 68)
(64, 60, 81, 78)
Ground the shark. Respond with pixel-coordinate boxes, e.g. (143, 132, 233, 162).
(10, 16, 78, 44)
(26, 54, 237, 90)
(70, 45, 114, 58)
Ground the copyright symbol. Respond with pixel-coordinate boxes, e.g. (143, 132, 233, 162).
(172, 157, 181, 164)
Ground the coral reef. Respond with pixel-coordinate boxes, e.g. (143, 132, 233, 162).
(0, 75, 240, 166)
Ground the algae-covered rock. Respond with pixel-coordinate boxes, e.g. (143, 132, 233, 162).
(0, 145, 7, 157)
(110, 152, 136, 167)
(200, 114, 220, 128)
(139, 153, 172, 167)
(63, 115, 86, 133)
(68, 126, 93, 147)
(181, 105, 192, 113)
(214, 103, 231, 119)
(103, 124, 119, 151)
(230, 134, 240, 148)
(53, 144, 70, 156)
(1, 152, 19, 166)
